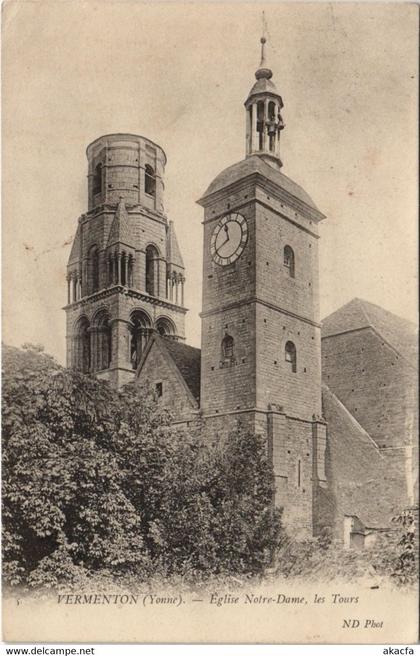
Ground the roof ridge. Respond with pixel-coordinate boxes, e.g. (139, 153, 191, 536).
(354, 297, 371, 327)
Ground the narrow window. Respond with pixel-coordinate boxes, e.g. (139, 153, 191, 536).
(76, 317, 91, 373)
(145, 164, 156, 196)
(93, 163, 102, 195)
(145, 245, 158, 296)
(222, 333, 234, 360)
(285, 341, 297, 373)
(297, 459, 301, 487)
(257, 101, 264, 150)
(155, 382, 163, 398)
(283, 245, 295, 278)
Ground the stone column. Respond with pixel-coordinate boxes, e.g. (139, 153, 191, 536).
(124, 255, 129, 287)
(128, 256, 133, 287)
(89, 327, 98, 372)
(117, 254, 122, 285)
(252, 101, 258, 152)
(158, 258, 166, 298)
(67, 276, 71, 304)
(181, 276, 185, 306)
(175, 274, 179, 305)
(168, 274, 173, 302)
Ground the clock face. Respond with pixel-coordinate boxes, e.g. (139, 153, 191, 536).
(210, 213, 248, 266)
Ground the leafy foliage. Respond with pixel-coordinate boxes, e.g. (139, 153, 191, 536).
(2, 344, 282, 589)
(272, 508, 418, 587)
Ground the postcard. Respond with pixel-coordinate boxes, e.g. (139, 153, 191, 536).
(2, 1, 418, 644)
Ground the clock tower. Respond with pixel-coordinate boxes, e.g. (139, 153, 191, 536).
(198, 39, 327, 537)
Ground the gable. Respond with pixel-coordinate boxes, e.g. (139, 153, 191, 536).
(136, 337, 199, 421)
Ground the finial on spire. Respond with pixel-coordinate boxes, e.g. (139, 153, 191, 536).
(260, 36, 267, 68)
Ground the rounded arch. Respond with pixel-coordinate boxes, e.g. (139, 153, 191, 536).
(91, 305, 110, 326)
(155, 316, 176, 337)
(285, 340, 297, 373)
(221, 332, 234, 360)
(129, 308, 153, 328)
(72, 312, 90, 333)
(283, 245, 295, 278)
(129, 309, 152, 370)
(144, 241, 161, 258)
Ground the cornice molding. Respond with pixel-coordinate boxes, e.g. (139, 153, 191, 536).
(199, 171, 325, 224)
(201, 296, 320, 328)
(63, 285, 188, 314)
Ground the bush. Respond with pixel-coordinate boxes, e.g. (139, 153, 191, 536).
(273, 509, 418, 587)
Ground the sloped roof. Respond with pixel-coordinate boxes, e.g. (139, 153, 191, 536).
(68, 224, 81, 264)
(322, 298, 417, 363)
(246, 76, 280, 102)
(200, 155, 321, 213)
(107, 198, 133, 248)
(166, 221, 185, 269)
(163, 338, 201, 401)
(322, 384, 403, 528)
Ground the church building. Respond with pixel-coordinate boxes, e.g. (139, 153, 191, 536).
(65, 39, 417, 543)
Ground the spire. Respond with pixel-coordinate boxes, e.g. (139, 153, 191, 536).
(255, 36, 273, 81)
(107, 197, 134, 248)
(260, 36, 266, 67)
(244, 33, 285, 169)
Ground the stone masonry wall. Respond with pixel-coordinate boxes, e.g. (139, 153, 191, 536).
(136, 342, 198, 423)
(322, 327, 417, 451)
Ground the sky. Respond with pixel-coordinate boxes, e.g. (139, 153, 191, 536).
(2, 1, 418, 363)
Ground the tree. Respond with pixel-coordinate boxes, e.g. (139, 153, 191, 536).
(3, 344, 283, 588)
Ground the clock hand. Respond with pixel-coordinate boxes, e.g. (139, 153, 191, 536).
(216, 237, 230, 254)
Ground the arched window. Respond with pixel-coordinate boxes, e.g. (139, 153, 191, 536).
(96, 311, 112, 371)
(76, 317, 91, 373)
(130, 311, 151, 370)
(145, 164, 156, 196)
(145, 245, 159, 296)
(285, 341, 297, 373)
(156, 317, 176, 337)
(93, 163, 102, 195)
(283, 245, 295, 278)
(89, 246, 100, 293)
(222, 333, 234, 360)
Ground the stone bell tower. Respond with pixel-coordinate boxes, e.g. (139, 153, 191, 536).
(65, 133, 187, 389)
(198, 39, 327, 537)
